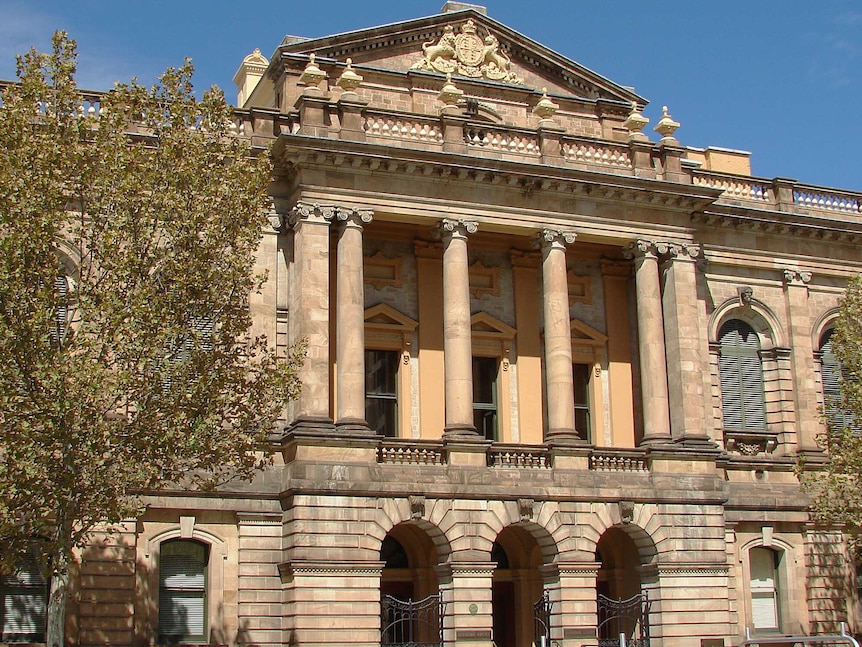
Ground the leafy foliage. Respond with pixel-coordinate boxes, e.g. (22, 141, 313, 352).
(0, 33, 302, 575)
(800, 275, 862, 533)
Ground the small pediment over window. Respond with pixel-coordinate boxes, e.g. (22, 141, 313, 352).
(471, 311, 516, 340)
(570, 319, 607, 346)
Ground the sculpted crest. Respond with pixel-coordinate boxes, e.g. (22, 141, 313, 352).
(411, 19, 524, 85)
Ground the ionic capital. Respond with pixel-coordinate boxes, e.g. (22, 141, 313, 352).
(335, 206, 374, 230)
(435, 218, 478, 240)
(783, 268, 812, 286)
(532, 228, 577, 251)
(288, 201, 338, 227)
(622, 239, 658, 260)
(268, 207, 286, 232)
(656, 241, 701, 262)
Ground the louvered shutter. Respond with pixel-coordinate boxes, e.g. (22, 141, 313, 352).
(51, 275, 69, 347)
(750, 548, 780, 630)
(719, 320, 766, 431)
(1, 555, 46, 641)
(820, 330, 846, 430)
(159, 541, 207, 639)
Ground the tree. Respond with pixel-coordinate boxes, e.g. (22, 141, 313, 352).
(0, 33, 303, 646)
(799, 275, 862, 535)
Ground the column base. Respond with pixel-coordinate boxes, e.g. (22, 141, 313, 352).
(639, 433, 675, 447)
(545, 429, 589, 446)
(286, 416, 335, 435)
(443, 423, 481, 441)
(335, 418, 375, 436)
(673, 434, 719, 450)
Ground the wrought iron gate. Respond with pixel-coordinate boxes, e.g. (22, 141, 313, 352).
(533, 590, 552, 645)
(381, 594, 443, 647)
(597, 591, 650, 647)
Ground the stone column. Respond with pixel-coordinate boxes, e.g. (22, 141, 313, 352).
(555, 562, 600, 647)
(623, 240, 672, 445)
(288, 202, 336, 432)
(335, 207, 373, 433)
(659, 242, 711, 444)
(438, 218, 479, 438)
(536, 229, 579, 442)
(783, 268, 821, 454)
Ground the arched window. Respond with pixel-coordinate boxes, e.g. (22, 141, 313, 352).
(819, 329, 848, 430)
(749, 547, 782, 632)
(718, 320, 766, 431)
(158, 539, 208, 642)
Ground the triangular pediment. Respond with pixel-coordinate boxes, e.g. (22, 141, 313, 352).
(365, 303, 418, 331)
(570, 319, 608, 345)
(471, 311, 516, 339)
(276, 9, 643, 105)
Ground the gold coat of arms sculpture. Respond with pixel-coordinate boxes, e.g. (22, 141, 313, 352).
(411, 20, 524, 85)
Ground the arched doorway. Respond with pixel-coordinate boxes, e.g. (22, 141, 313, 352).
(380, 523, 443, 647)
(596, 527, 652, 647)
(492, 525, 547, 647)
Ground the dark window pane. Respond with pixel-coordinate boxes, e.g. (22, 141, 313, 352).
(366, 349, 399, 437)
(573, 363, 591, 441)
(472, 356, 498, 441)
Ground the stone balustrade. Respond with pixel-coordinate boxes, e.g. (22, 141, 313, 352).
(487, 445, 551, 468)
(589, 449, 649, 472)
(8, 79, 860, 223)
(561, 136, 632, 170)
(692, 171, 771, 203)
(378, 440, 446, 465)
(364, 110, 444, 145)
(464, 124, 541, 159)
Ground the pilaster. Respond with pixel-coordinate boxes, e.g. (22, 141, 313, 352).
(287, 202, 336, 433)
(659, 242, 713, 445)
(783, 268, 821, 454)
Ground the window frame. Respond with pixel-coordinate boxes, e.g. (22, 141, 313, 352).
(470, 312, 516, 443)
(748, 546, 783, 634)
(472, 354, 500, 441)
(364, 304, 418, 439)
(365, 348, 401, 438)
(157, 539, 209, 644)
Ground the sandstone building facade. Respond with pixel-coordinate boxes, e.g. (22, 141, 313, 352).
(4, 4, 862, 647)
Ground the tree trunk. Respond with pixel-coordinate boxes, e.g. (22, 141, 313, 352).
(46, 555, 69, 647)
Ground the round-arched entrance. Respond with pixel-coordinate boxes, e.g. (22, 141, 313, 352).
(595, 526, 655, 647)
(492, 525, 551, 647)
(380, 522, 444, 647)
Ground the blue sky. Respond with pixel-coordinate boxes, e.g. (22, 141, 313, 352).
(2, 0, 860, 191)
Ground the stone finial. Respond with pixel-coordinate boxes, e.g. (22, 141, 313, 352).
(532, 88, 559, 120)
(438, 73, 464, 106)
(337, 58, 363, 94)
(654, 105, 680, 140)
(299, 53, 327, 88)
(624, 101, 650, 139)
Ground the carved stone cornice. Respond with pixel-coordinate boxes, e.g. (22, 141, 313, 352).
(600, 259, 631, 278)
(783, 268, 812, 286)
(413, 239, 443, 259)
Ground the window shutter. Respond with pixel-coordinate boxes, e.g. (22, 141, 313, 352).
(820, 330, 847, 430)
(1, 555, 46, 640)
(159, 541, 207, 639)
(719, 320, 766, 431)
